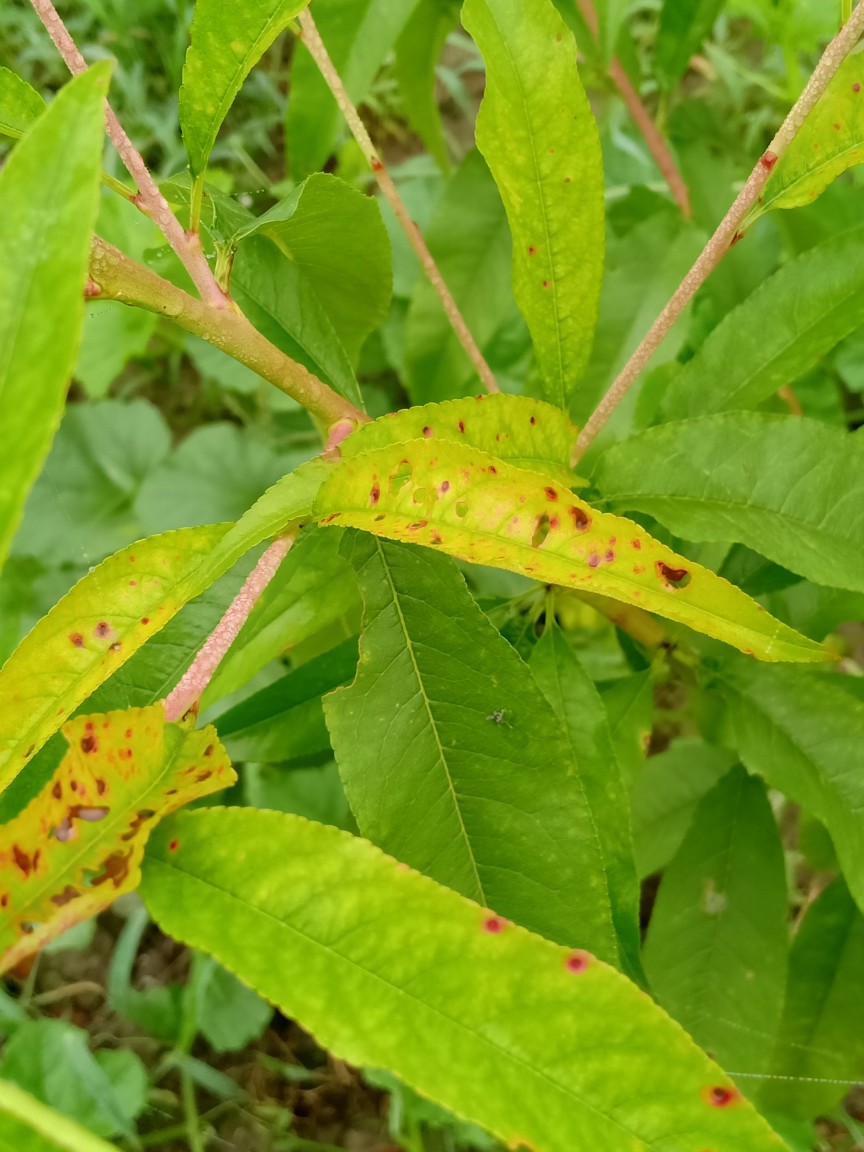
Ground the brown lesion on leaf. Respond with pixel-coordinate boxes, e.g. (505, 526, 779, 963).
(568, 506, 590, 531)
(656, 561, 692, 590)
(69, 633, 85, 648)
(90, 849, 134, 889)
(51, 885, 80, 907)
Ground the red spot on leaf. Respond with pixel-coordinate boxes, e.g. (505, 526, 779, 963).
(631, 539, 642, 550)
(604, 550, 615, 563)
(96, 778, 107, 795)
(119, 748, 132, 761)
(588, 554, 600, 568)
(529, 416, 536, 425)
(168, 839, 180, 852)
(542, 279, 552, 288)
(129, 556, 136, 563)
(109, 642, 122, 653)
(94, 622, 112, 639)
(422, 425, 433, 438)
(527, 245, 538, 255)
(204, 744, 214, 757)
(457, 420, 466, 433)
(69, 633, 85, 648)
(704, 1086, 740, 1108)
(52, 781, 62, 800)
(430, 531, 443, 545)
(544, 486, 558, 502)
(13, 845, 33, 877)
(129, 579, 137, 587)
(370, 484, 380, 507)
(565, 951, 591, 973)
(834, 122, 843, 131)
(854, 82, 862, 92)
(140, 618, 150, 626)
(80, 734, 98, 754)
(0, 894, 8, 908)
(483, 916, 507, 933)
(91, 850, 133, 889)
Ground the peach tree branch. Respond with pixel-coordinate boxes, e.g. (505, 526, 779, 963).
(29, 0, 230, 309)
(164, 535, 296, 722)
(575, 0, 864, 458)
(576, 0, 691, 218)
(89, 237, 368, 430)
(296, 8, 500, 395)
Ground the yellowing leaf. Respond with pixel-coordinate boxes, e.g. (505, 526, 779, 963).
(339, 394, 583, 486)
(746, 56, 864, 226)
(0, 526, 228, 798)
(0, 706, 234, 975)
(315, 441, 827, 663)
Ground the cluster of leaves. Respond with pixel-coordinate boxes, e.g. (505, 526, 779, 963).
(3, 0, 864, 1150)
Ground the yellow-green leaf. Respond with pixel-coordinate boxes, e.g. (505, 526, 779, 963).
(0, 67, 44, 140)
(0, 706, 234, 976)
(315, 440, 826, 663)
(339, 394, 583, 486)
(745, 56, 864, 226)
(0, 527, 228, 799)
(462, 0, 604, 407)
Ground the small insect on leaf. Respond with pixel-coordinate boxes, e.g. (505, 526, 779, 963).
(0, 704, 235, 976)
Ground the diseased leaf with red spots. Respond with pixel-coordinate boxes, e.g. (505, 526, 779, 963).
(141, 807, 789, 1152)
(314, 440, 827, 663)
(0, 457, 328, 800)
(462, 0, 604, 408)
(0, 705, 234, 975)
(339, 395, 584, 487)
(745, 56, 864, 226)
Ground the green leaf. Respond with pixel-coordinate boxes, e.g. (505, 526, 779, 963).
(0, 706, 234, 975)
(404, 149, 530, 402)
(719, 658, 864, 920)
(324, 534, 626, 969)
(0, 526, 228, 798)
(0, 64, 112, 574)
(631, 739, 736, 878)
(0, 457, 330, 799)
(75, 302, 158, 399)
(595, 0, 629, 63)
(463, 0, 604, 408)
(659, 230, 864, 419)
(233, 173, 392, 360)
(204, 527, 360, 703)
(141, 806, 789, 1152)
(315, 439, 827, 662)
(217, 637, 358, 763)
(231, 237, 364, 408)
(193, 955, 273, 1053)
(594, 414, 864, 594)
(136, 423, 300, 534)
(0, 68, 44, 139)
(756, 877, 864, 1122)
(655, 0, 723, 89)
(0, 1078, 122, 1152)
(644, 766, 789, 1074)
(340, 394, 582, 487)
(285, 0, 420, 178)
(180, 0, 311, 176)
(745, 56, 864, 226)
(0, 1020, 145, 1141)
(14, 399, 172, 567)
(394, 0, 459, 170)
(529, 623, 642, 979)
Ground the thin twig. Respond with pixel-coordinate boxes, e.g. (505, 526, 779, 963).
(29, 0, 230, 309)
(89, 236, 367, 429)
(296, 9, 500, 395)
(575, 0, 864, 457)
(163, 536, 296, 722)
(576, 0, 691, 217)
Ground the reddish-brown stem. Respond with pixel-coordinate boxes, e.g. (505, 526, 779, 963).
(575, 0, 864, 458)
(576, 0, 691, 218)
(163, 536, 296, 722)
(29, 0, 229, 310)
(296, 9, 500, 395)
